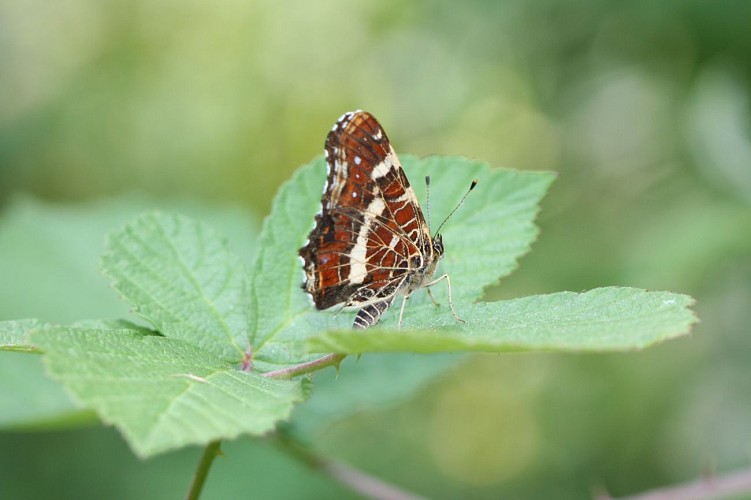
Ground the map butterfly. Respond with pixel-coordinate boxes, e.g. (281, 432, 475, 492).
(299, 110, 474, 329)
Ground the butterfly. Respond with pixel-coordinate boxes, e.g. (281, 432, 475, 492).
(299, 110, 473, 329)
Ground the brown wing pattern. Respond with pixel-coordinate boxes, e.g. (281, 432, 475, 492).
(299, 110, 431, 312)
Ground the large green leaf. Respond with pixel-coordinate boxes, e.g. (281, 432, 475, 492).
(251, 155, 555, 436)
(306, 288, 696, 353)
(32, 326, 306, 458)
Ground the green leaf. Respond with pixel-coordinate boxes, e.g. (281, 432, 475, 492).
(31, 326, 306, 458)
(252, 155, 556, 434)
(306, 287, 697, 353)
(0, 319, 45, 352)
(7, 155, 697, 459)
(249, 155, 555, 366)
(0, 197, 259, 432)
(101, 211, 252, 363)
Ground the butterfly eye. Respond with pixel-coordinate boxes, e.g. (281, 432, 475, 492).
(433, 235, 444, 256)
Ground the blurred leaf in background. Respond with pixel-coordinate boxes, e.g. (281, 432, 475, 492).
(1, 0, 750, 499)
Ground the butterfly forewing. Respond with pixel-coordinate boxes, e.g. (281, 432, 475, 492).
(299, 110, 438, 328)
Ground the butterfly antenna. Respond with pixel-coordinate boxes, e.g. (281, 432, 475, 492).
(435, 179, 478, 235)
(425, 176, 432, 231)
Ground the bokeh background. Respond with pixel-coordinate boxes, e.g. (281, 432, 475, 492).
(2, 1, 751, 499)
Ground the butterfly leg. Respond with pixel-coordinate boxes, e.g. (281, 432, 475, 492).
(397, 293, 411, 329)
(331, 302, 348, 318)
(426, 288, 440, 307)
(353, 299, 393, 330)
(426, 274, 465, 324)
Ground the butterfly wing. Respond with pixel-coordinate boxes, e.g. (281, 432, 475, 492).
(299, 110, 431, 313)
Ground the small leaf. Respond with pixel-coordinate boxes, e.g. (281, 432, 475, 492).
(32, 326, 306, 458)
(306, 288, 697, 353)
(101, 211, 252, 363)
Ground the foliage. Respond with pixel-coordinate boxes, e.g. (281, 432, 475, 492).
(0, 156, 695, 459)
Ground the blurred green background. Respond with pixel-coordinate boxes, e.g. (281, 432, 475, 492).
(2, 1, 751, 499)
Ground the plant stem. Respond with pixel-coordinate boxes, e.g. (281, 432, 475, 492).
(262, 353, 346, 379)
(185, 440, 222, 500)
(272, 432, 426, 500)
